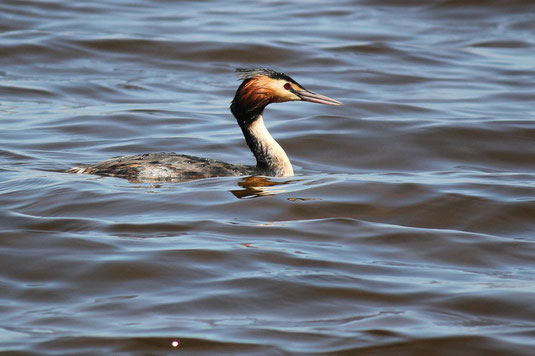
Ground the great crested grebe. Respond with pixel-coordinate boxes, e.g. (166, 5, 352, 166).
(68, 69, 341, 182)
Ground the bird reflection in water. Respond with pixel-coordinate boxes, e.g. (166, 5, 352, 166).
(230, 176, 294, 199)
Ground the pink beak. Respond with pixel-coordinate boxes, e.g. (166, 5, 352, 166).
(296, 90, 342, 106)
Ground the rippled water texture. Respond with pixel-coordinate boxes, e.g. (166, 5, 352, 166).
(1, 0, 535, 354)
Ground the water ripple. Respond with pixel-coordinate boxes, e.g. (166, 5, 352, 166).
(1, 0, 535, 354)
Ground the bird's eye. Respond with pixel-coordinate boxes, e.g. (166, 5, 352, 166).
(284, 83, 291, 90)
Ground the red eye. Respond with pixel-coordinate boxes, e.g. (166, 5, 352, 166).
(284, 83, 291, 90)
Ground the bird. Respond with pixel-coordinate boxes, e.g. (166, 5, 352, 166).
(67, 68, 342, 182)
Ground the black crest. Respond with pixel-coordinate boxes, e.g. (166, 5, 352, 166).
(235, 68, 299, 85)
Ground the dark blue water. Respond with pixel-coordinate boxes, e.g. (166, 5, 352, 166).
(1, 1, 535, 354)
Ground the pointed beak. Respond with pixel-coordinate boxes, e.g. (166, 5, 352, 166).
(296, 89, 342, 106)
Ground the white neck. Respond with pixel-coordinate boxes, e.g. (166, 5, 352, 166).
(242, 115, 294, 177)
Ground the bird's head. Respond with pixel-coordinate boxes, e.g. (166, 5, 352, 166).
(231, 68, 341, 124)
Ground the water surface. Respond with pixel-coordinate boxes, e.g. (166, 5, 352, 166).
(1, 0, 535, 354)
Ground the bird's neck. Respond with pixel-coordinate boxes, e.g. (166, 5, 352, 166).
(238, 114, 294, 177)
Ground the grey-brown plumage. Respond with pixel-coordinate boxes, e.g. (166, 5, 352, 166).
(67, 153, 256, 182)
(68, 69, 341, 182)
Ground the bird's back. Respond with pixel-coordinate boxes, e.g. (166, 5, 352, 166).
(68, 153, 256, 182)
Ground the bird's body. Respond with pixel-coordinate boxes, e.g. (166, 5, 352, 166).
(68, 69, 341, 182)
(68, 153, 255, 182)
